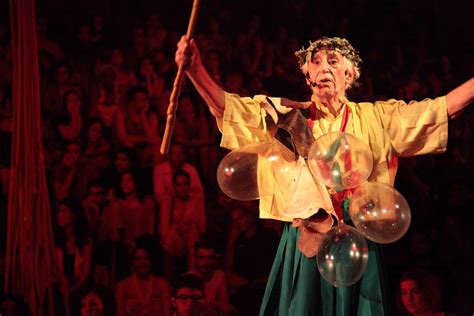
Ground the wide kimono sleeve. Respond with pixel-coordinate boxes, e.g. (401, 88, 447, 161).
(372, 96, 449, 157)
(216, 92, 282, 150)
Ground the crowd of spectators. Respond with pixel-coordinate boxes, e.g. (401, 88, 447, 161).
(0, 0, 473, 315)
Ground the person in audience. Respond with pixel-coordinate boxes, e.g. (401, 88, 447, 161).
(51, 141, 83, 200)
(89, 64, 122, 129)
(109, 48, 137, 97)
(75, 285, 115, 316)
(56, 89, 84, 142)
(137, 56, 165, 99)
(54, 198, 92, 310)
(81, 118, 111, 172)
(81, 179, 106, 243)
(112, 169, 156, 246)
(224, 206, 278, 315)
(115, 84, 161, 167)
(396, 269, 457, 316)
(153, 142, 204, 205)
(101, 146, 138, 192)
(79, 290, 105, 316)
(160, 170, 206, 281)
(43, 61, 79, 116)
(187, 240, 235, 315)
(172, 93, 211, 169)
(171, 274, 205, 316)
(115, 245, 172, 316)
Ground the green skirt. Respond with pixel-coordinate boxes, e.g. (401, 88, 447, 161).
(259, 223, 388, 316)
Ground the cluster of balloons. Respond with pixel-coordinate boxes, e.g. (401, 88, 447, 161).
(216, 132, 411, 287)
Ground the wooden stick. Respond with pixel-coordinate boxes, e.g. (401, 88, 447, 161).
(160, 0, 201, 155)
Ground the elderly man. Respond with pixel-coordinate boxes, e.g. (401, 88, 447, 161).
(175, 35, 473, 315)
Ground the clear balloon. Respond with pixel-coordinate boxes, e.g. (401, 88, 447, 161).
(307, 132, 373, 191)
(349, 182, 411, 244)
(216, 141, 299, 201)
(317, 223, 369, 288)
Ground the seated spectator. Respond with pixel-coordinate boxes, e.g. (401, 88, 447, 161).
(51, 140, 104, 200)
(125, 25, 149, 73)
(187, 240, 235, 315)
(81, 118, 111, 173)
(101, 147, 138, 192)
(224, 205, 279, 315)
(153, 143, 204, 205)
(112, 169, 156, 246)
(93, 222, 130, 290)
(221, 69, 248, 96)
(89, 64, 122, 130)
(160, 170, 206, 281)
(172, 93, 213, 173)
(54, 198, 92, 305)
(51, 141, 82, 200)
(146, 15, 167, 50)
(81, 179, 107, 243)
(79, 290, 105, 316)
(74, 285, 114, 316)
(171, 274, 205, 316)
(115, 246, 172, 316)
(43, 61, 80, 116)
(202, 49, 223, 85)
(56, 89, 84, 142)
(115, 84, 161, 167)
(109, 48, 137, 97)
(396, 269, 456, 316)
(137, 56, 165, 99)
(241, 35, 273, 79)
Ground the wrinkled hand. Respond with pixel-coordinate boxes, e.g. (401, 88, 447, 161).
(175, 35, 201, 72)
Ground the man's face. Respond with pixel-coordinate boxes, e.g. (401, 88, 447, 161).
(306, 50, 349, 100)
(195, 248, 215, 275)
(87, 186, 105, 205)
(131, 92, 149, 111)
(172, 288, 203, 316)
(80, 292, 104, 316)
(174, 175, 190, 199)
(63, 143, 81, 166)
(230, 208, 253, 234)
(400, 279, 430, 314)
(115, 152, 130, 172)
(169, 145, 187, 170)
(132, 249, 151, 277)
(121, 173, 137, 195)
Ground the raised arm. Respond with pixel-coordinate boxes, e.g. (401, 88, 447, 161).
(176, 35, 225, 118)
(446, 77, 474, 118)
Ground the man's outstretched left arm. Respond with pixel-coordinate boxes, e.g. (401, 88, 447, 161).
(446, 77, 474, 118)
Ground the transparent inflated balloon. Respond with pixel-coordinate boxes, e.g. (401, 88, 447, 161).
(308, 132, 373, 191)
(317, 223, 369, 288)
(349, 182, 411, 244)
(216, 141, 299, 201)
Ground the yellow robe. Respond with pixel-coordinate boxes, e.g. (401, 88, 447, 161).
(217, 92, 448, 222)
